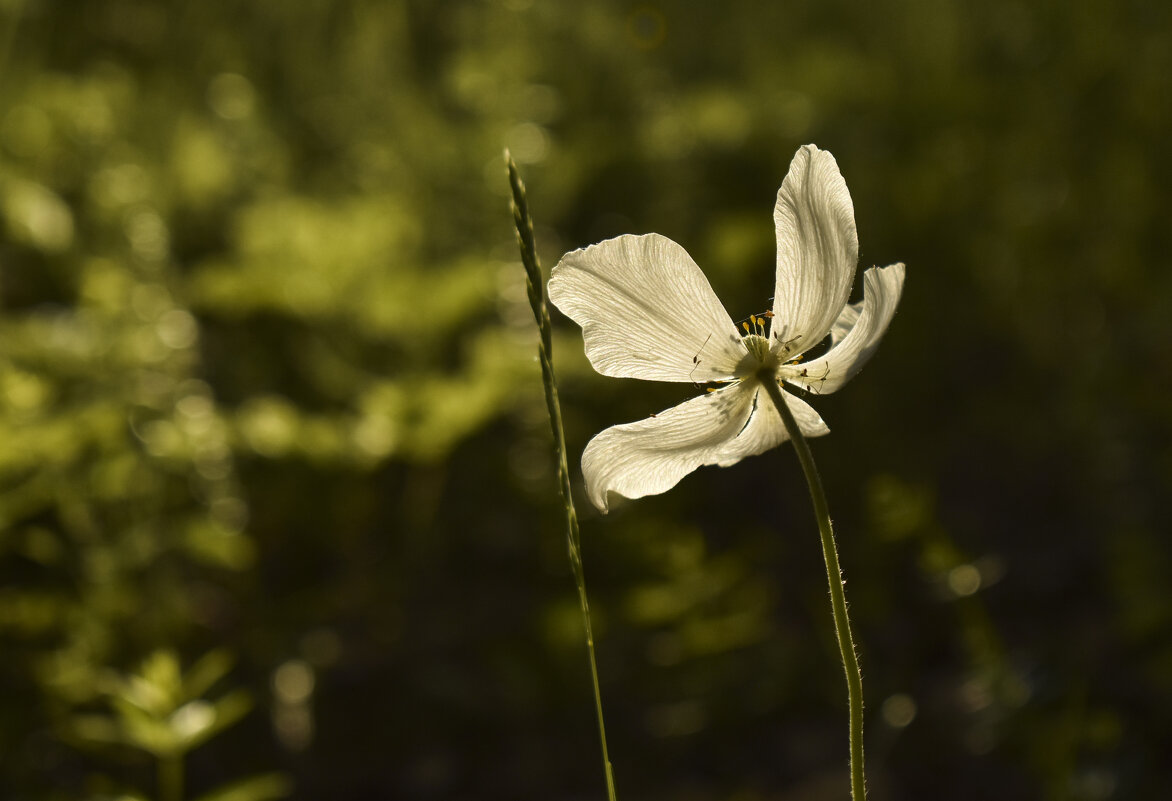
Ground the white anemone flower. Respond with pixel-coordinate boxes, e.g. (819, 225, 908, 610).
(547, 145, 905, 513)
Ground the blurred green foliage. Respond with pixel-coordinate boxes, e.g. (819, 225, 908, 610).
(65, 649, 288, 801)
(1, 0, 1170, 800)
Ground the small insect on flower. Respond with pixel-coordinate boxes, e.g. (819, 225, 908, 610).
(548, 145, 905, 512)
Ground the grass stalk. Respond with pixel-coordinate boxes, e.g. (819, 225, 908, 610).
(506, 151, 618, 801)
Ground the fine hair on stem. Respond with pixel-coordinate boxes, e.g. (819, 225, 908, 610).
(761, 377, 868, 800)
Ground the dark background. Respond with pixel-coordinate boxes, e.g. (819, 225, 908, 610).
(1, 1, 1170, 799)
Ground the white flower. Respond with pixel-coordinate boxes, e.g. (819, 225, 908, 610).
(548, 145, 905, 512)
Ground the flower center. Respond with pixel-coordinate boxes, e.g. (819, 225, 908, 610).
(735, 313, 783, 379)
(742, 333, 771, 363)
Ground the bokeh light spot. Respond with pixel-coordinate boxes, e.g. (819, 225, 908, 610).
(352, 413, 397, 459)
(3, 369, 51, 412)
(238, 396, 299, 457)
(132, 283, 172, 321)
(628, 7, 667, 50)
(881, 693, 918, 728)
(176, 393, 214, 420)
(126, 209, 169, 260)
(300, 628, 342, 667)
(947, 563, 982, 597)
(505, 122, 549, 164)
(272, 659, 315, 752)
(91, 163, 151, 209)
(1, 104, 52, 158)
(140, 419, 184, 458)
(157, 309, 198, 349)
(645, 699, 705, 737)
(211, 497, 249, 532)
(208, 73, 256, 120)
(4, 180, 74, 252)
(273, 659, 315, 705)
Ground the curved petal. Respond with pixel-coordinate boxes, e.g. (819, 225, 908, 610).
(830, 300, 862, 347)
(770, 145, 859, 356)
(548, 234, 747, 383)
(711, 384, 829, 467)
(581, 382, 757, 512)
(779, 263, 905, 395)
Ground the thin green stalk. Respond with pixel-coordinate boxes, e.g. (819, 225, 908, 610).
(0, 0, 26, 87)
(506, 151, 617, 801)
(760, 377, 867, 801)
(158, 751, 184, 801)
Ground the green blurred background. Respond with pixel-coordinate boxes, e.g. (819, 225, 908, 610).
(2, 0, 1170, 799)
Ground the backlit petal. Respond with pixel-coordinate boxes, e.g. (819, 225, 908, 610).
(780, 263, 905, 395)
(549, 234, 747, 383)
(771, 145, 859, 356)
(581, 382, 757, 512)
(711, 385, 829, 467)
(830, 301, 862, 347)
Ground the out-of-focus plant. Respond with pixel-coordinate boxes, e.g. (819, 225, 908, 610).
(0, 35, 277, 798)
(67, 649, 288, 801)
(1, 0, 1170, 798)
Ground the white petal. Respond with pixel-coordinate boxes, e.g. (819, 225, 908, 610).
(711, 384, 829, 467)
(549, 234, 747, 383)
(780, 263, 905, 395)
(771, 145, 859, 356)
(581, 382, 757, 512)
(830, 300, 862, 347)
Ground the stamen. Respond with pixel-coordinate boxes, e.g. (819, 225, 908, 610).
(741, 321, 751, 333)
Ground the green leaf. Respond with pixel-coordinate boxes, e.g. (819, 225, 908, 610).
(181, 649, 235, 702)
(68, 714, 124, 747)
(175, 690, 253, 751)
(190, 773, 293, 801)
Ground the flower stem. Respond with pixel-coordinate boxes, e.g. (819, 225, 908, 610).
(760, 378, 867, 801)
(506, 152, 618, 801)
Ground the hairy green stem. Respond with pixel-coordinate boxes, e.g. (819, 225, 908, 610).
(506, 152, 617, 801)
(761, 377, 867, 801)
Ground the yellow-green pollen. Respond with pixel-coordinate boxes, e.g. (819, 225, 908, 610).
(743, 333, 771, 363)
(740, 314, 774, 365)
